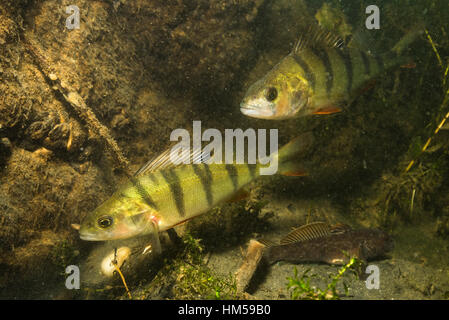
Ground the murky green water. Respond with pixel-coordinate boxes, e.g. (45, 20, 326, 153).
(0, 0, 448, 300)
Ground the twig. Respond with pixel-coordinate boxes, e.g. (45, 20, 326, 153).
(425, 29, 443, 69)
(23, 35, 131, 176)
(235, 240, 266, 293)
(410, 188, 416, 215)
(112, 248, 132, 299)
(443, 63, 449, 88)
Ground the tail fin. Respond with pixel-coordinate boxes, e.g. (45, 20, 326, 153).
(276, 133, 314, 177)
(391, 26, 424, 56)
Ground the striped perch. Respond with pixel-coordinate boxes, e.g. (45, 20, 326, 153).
(79, 136, 311, 243)
(240, 25, 420, 120)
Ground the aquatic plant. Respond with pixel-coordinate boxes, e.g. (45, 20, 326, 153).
(50, 240, 79, 277)
(379, 162, 443, 226)
(171, 234, 238, 300)
(405, 30, 449, 173)
(358, 24, 449, 227)
(286, 257, 362, 300)
(137, 233, 239, 300)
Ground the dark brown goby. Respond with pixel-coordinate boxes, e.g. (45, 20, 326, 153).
(235, 222, 393, 293)
(263, 222, 393, 265)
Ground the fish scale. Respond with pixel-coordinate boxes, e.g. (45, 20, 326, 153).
(146, 163, 257, 231)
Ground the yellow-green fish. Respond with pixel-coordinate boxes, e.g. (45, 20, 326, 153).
(79, 137, 310, 245)
(240, 27, 419, 119)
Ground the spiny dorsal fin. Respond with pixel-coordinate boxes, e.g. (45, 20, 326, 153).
(134, 145, 207, 177)
(329, 223, 352, 234)
(280, 222, 332, 245)
(257, 239, 277, 248)
(294, 25, 344, 54)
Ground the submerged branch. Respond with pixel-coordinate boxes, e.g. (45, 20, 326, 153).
(23, 35, 131, 176)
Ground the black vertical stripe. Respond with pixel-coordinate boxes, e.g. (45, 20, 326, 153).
(291, 54, 316, 91)
(203, 163, 213, 190)
(160, 169, 185, 217)
(360, 51, 371, 75)
(149, 173, 159, 185)
(225, 164, 239, 191)
(203, 162, 213, 179)
(129, 177, 159, 210)
(311, 48, 333, 97)
(336, 49, 353, 94)
(246, 163, 257, 179)
(192, 164, 213, 206)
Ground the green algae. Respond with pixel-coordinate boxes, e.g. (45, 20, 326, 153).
(287, 257, 363, 300)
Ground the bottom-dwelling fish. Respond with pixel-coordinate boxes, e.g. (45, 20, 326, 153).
(262, 222, 393, 265)
(79, 135, 312, 250)
(235, 222, 393, 292)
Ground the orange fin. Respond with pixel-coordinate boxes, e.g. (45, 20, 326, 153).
(312, 106, 343, 115)
(71, 223, 80, 230)
(280, 170, 308, 177)
(400, 62, 416, 69)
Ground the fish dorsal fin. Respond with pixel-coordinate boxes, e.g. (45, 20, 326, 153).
(280, 222, 332, 245)
(329, 223, 352, 234)
(134, 145, 206, 177)
(257, 239, 277, 248)
(134, 148, 173, 176)
(294, 25, 344, 54)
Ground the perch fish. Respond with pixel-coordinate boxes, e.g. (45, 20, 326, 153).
(79, 136, 312, 249)
(240, 26, 420, 120)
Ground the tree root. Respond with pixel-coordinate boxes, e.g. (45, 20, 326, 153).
(23, 35, 131, 176)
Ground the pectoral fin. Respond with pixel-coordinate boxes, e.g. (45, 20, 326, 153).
(312, 106, 343, 115)
(400, 62, 416, 69)
(148, 219, 161, 255)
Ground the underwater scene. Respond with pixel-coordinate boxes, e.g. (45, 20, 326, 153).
(1, 0, 449, 301)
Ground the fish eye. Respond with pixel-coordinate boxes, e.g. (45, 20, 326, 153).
(98, 216, 114, 228)
(265, 87, 278, 102)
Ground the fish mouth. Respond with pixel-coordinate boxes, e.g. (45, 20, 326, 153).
(240, 105, 274, 119)
(79, 232, 102, 241)
(79, 229, 107, 241)
(79, 228, 138, 241)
